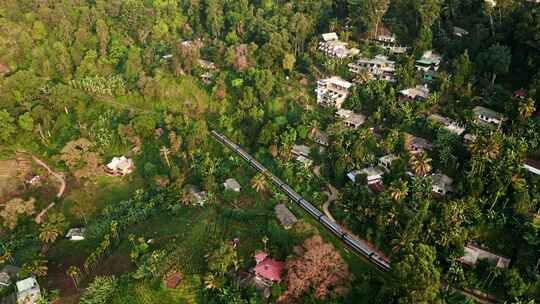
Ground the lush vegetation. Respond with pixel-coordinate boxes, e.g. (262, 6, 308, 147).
(1, 0, 540, 303)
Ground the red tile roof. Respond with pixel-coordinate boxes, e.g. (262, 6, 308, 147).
(514, 89, 527, 99)
(368, 181, 385, 193)
(254, 258, 285, 283)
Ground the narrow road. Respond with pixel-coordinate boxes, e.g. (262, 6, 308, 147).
(322, 184, 337, 222)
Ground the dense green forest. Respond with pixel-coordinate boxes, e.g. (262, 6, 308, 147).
(1, 0, 540, 303)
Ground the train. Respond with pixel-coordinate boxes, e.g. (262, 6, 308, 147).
(210, 130, 391, 272)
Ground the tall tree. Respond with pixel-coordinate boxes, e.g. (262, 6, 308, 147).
(279, 235, 351, 302)
(391, 243, 440, 303)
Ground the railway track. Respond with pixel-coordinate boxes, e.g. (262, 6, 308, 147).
(210, 130, 391, 272)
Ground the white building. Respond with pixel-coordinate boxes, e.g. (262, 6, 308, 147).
(348, 167, 384, 184)
(428, 114, 466, 135)
(316, 77, 353, 109)
(105, 156, 134, 176)
(223, 178, 241, 192)
(16, 277, 41, 304)
(66, 228, 86, 241)
(348, 55, 396, 83)
(318, 33, 359, 59)
(431, 173, 453, 195)
(473, 106, 505, 126)
(416, 50, 442, 72)
(453, 26, 469, 37)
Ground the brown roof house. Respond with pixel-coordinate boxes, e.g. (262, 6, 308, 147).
(312, 130, 329, 147)
(336, 109, 366, 129)
(291, 144, 313, 166)
(275, 204, 298, 229)
(399, 85, 431, 101)
(406, 135, 433, 154)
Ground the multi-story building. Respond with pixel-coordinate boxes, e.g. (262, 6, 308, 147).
(316, 77, 353, 109)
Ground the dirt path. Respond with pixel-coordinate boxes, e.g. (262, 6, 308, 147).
(322, 184, 338, 222)
(29, 154, 66, 198)
(16, 151, 66, 223)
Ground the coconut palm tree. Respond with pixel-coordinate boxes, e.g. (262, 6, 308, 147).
(410, 152, 432, 177)
(22, 259, 48, 277)
(38, 213, 67, 244)
(518, 98, 536, 120)
(389, 180, 409, 202)
(178, 189, 192, 206)
(353, 69, 372, 85)
(39, 224, 60, 244)
(160, 146, 171, 168)
(67, 266, 80, 288)
(251, 173, 267, 193)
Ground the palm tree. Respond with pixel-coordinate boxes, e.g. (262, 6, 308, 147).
(38, 213, 66, 244)
(308, 120, 320, 138)
(353, 69, 372, 84)
(389, 180, 409, 202)
(39, 223, 60, 244)
(22, 260, 48, 277)
(410, 152, 432, 177)
(178, 189, 192, 206)
(518, 98, 536, 120)
(204, 274, 217, 290)
(160, 146, 171, 168)
(67, 266, 80, 288)
(262, 236, 269, 252)
(251, 173, 267, 193)
(0, 249, 13, 265)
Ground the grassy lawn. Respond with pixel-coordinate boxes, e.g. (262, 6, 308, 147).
(112, 275, 202, 304)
